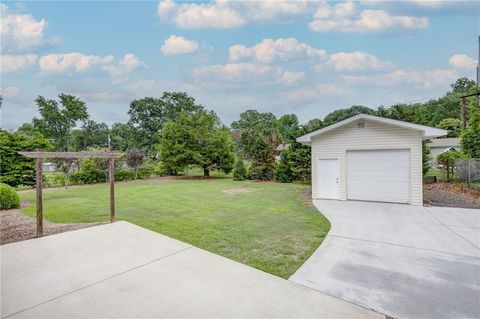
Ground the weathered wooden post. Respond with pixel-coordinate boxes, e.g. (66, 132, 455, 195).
(109, 156, 115, 223)
(36, 157, 43, 237)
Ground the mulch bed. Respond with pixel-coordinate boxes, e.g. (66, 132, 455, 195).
(0, 202, 105, 245)
(423, 183, 480, 209)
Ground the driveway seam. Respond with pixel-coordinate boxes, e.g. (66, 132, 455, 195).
(329, 234, 479, 258)
(2, 246, 193, 319)
(424, 207, 480, 249)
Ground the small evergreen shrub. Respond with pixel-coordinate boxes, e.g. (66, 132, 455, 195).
(233, 156, 247, 181)
(115, 170, 135, 181)
(0, 183, 20, 210)
(138, 162, 155, 179)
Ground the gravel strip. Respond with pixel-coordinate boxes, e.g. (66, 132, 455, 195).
(424, 183, 480, 209)
(1, 203, 105, 245)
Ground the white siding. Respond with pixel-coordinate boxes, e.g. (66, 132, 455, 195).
(310, 119, 423, 205)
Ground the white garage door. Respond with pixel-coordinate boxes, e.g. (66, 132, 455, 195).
(347, 149, 410, 204)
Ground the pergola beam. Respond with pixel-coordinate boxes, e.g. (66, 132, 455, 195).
(19, 151, 122, 159)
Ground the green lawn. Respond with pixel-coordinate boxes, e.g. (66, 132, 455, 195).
(19, 177, 330, 278)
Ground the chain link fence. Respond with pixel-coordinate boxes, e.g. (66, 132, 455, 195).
(455, 158, 480, 184)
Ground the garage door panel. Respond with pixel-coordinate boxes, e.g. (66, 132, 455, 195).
(347, 149, 410, 204)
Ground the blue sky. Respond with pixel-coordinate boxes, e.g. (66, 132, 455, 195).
(1, 1, 479, 129)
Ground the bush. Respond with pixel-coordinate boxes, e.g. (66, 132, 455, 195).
(138, 162, 155, 179)
(43, 172, 65, 188)
(70, 159, 105, 184)
(115, 169, 135, 181)
(0, 183, 20, 210)
(275, 154, 294, 183)
(233, 156, 247, 181)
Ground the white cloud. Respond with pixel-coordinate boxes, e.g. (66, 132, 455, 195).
(449, 54, 476, 69)
(156, 0, 312, 29)
(309, 5, 429, 33)
(0, 4, 55, 53)
(1, 86, 21, 97)
(282, 84, 348, 103)
(102, 54, 146, 77)
(38, 53, 145, 77)
(229, 38, 327, 63)
(278, 71, 306, 85)
(161, 35, 199, 56)
(343, 68, 458, 88)
(0, 54, 38, 73)
(193, 63, 280, 80)
(318, 51, 394, 72)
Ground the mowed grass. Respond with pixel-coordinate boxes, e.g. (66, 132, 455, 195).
(19, 177, 330, 278)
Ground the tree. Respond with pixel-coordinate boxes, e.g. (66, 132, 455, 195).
(125, 149, 146, 179)
(232, 155, 247, 181)
(110, 123, 137, 152)
(277, 114, 300, 143)
(56, 158, 78, 189)
(32, 94, 89, 151)
(302, 118, 323, 134)
(437, 149, 465, 181)
(323, 105, 375, 126)
(231, 110, 279, 180)
(437, 118, 462, 138)
(276, 142, 311, 183)
(449, 77, 476, 95)
(158, 111, 234, 177)
(461, 107, 480, 158)
(128, 92, 204, 157)
(422, 141, 431, 175)
(0, 130, 52, 186)
(70, 120, 109, 151)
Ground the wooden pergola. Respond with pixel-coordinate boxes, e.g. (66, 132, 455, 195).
(19, 151, 123, 237)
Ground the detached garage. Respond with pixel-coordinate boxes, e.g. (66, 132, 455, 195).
(297, 114, 447, 205)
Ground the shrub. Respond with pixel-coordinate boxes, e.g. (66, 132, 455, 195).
(138, 162, 155, 179)
(115, 169, 135, 181)
(233, 156, 247, 181)
(70, 159, 105, 184)
(275, 154, 294, 183)
(43, 173, 65, 188)
(0, 183, 20, 210)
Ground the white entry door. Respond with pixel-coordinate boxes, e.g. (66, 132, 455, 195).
(347, 149, 410, 203)
(317, 159, 339, 199)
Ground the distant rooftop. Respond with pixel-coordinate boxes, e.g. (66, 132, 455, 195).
(429, 138, 461, 148)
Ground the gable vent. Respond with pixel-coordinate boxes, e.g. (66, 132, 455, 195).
(357, 121, 365, 128)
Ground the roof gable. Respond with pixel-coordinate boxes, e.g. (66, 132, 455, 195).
(297, 114, 447, 144)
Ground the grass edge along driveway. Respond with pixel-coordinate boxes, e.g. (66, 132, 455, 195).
(19, 177, 330, 278)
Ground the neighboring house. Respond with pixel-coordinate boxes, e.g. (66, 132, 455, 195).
(428, 138, 461, 164)
(297, 114, 446, 206)
(42, 162, 57, 172)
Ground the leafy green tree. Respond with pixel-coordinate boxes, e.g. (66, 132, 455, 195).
(32, 94, 89, 151)
(232, 110, 278, 180)
(158, 110, 234, 177)
(110, 122, 137, 152)
(461, 107, 480, 158)
(276, 142, 311, 183)
(277, 114, 300, 143)
(437, 118, 462, 138)
(0, 130, 52, 186)
(437, 149, 465, 181)
(70, 120, 109, 151)
(323, 105, 375, 126)
(302, 118, 323, 134)
(449, 77, 476, 95)
(232, 155, 247, 181)
(128, 92, 204, 157)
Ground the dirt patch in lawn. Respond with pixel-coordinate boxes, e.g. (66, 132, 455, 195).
(222, 188, 257, 196)
(424, 183, 480, 209)
(0, 202, 105, 245)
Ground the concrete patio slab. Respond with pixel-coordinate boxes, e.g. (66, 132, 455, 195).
(1, 221, 382, 319)
(290, 200, 480, 319)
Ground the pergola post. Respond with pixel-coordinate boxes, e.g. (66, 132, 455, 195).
(109, 157, 115, 223)
(19, 151, 122, 237)
(36, 158, 43, 237)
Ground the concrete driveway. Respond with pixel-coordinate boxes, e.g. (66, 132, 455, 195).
(1, 221, 382, 319)
(290, 200, 480, 319)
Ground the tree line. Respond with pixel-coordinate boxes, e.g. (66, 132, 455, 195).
(0, 77, 479, 187)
